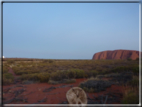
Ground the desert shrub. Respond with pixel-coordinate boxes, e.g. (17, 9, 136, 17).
(42, 59, 54, 63)
(79, 77, 111, 93)
(3, 73, 14, 85)
(50, 70, 68, 81)
(2, 65, 9, 73)
(64, 79, 76, 84)
(135, 58, 139, 61)
(37, 73, 50, 82)
(82, 87, 95, 93)
(12, 66, 40, 75)
(20, 72, 50, 83)
(131, 66, 139, 75)
(84, 70, 99, 78)
(128, 76, 139, 86)
(122, 88, 139, 104)
(3, 77, 14, 85)
(73, 69, 85, 78)
(66, 70, 76, 79)
(127, 58, 132, 61)
(111, 66, 138, 74)
(48, 79, 76, 84)
(3, 73, 14, 80)
(48, 80, 59, 84)
(42, 60, 49, 63)
(48, 60, 54, 63)
(7, 60, 15, 64)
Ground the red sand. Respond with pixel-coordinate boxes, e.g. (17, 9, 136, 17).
(3, 78, 124, 104)
(2, 68, 124, 104)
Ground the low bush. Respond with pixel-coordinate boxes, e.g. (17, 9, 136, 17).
(132, 66, 139, 75)
(3, 73, 14, 85)
(122, 88, 139, 104)
(127, 58, 132, 61)
(128, 76, 139, 86)
(79, 77, 112, 93)
(42, 59, 54, 63)
(3, 65, 9, 73)
(7, 60, 15, 64)
(50, 69, 85, 81)
(48, 80, 59, 84)
(50, 70, 68, 81)
(73, 69, 85, 78)
(64, 79, 76, 84)
(84, 70, 99, 78)
(48, 79, 76, 84)
(66, 70, 76, 79)
(82, 87, 95, 93)
(20, 72, 50, 83)
(3, 73, 14, 80)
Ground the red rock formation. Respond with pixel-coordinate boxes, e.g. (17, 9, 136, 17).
(92, 50, 141, 60)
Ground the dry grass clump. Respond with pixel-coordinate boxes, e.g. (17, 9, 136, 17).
(122, 85, 139, 104)
(79, 77, 110, 93)
(50, 69, 85, 81)
(128, 76, 139, 86)
(3, 65, 9, 73)
(48, 79, 76, 84)
(84, 70, 99, 78)
(20, 72, 50, 83)
(121, 75, 139, 104)
(6, 60, 15, 64)
(3, 73, 14, 85)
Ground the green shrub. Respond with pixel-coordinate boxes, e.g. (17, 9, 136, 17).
(50, 70, 68, 81)
(66, 70, 76, 79)
(73, 69, 85, 78)
(7, 60, 15, 64)
(48, 79, 76, 84)
(132, 66, 139, 75)
(3, 73, 14, 85)
(48, 80, 59, 84)
(127, 58, 132, 61)
(3, 66, 9, 73)
(84, 70, 99, 78)
(37, 73, 50, 82)
(64, 79, 76, 84)
(20, 72, 50, 83)
(122, 90, 139, 104)
(3, 73, 14, 80)
(3, 78, 14, 85)
(82, 87, 95, 93)
(128, 76, 139, 86)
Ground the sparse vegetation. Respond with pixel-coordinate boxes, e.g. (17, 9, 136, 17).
(122, 86, 139, 104)
(3, 73, 14, 85)
(2, 58, 140, 104)
(2, 58, 140, 85)
(20, 72, 50, 83)
(79, 77, 112, 93)
(48, 79, 76, 84)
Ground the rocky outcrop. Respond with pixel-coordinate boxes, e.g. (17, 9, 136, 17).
(92, 50, 141, 60)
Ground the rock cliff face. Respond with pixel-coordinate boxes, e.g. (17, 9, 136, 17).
(92, 50, 141, 60)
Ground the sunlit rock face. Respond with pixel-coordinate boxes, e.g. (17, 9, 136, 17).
(92, 50, 141, 60)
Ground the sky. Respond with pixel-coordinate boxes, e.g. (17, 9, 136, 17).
(3, 2, 139, 59)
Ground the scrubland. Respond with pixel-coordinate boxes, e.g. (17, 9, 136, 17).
(2, 58, 140, 104)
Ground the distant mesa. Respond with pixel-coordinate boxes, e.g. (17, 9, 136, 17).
(92, 49, 141, 60)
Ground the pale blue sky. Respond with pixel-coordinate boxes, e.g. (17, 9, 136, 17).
(3, 3, 139, 59)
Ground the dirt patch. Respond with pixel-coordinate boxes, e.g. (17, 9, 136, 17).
(3, 78, 124, 104)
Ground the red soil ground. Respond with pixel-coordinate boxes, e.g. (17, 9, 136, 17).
(2, 68, 125, 104)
